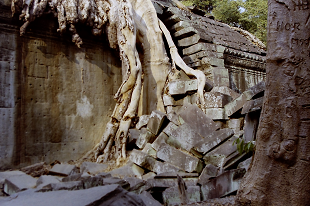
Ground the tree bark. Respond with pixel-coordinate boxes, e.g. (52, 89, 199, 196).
(237, 1, 310, 205)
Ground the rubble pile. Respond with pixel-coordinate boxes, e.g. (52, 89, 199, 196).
(0, 76, 265, 205)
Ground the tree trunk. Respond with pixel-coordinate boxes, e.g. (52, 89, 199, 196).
(237, 1, 310, 205)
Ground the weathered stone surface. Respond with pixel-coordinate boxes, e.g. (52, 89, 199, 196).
(155, 172, 199, 178)
(136, 128, 156, 149)
(174, 27, 198, 39)
(182, 43, 216, 56)
(201, 169, 245, 200)
(212, 67, 230, 87)
(163, 186, 201, 205)
(128, 129, 141, 146)
(203, 135, 238, 167)
(139, 191, 162, 206)
(178, 34, 200, 47)
(237, 157, 252, 171)
(210, 58, 225, 67)
(20, 162, 50, 177)
(39, 181, 83, 192)
(49, 164, 78, 176)
(191, 128, 234, 156)
(163, 122, 179, 137)
(157, 144, 203, 173)
(204, 108, 228, 120)
(147, 177, 198, 188)
(109, 161, 144, 179)
(4, 174, 37, 195)
(211, 86, 240, 100)
(171, 21, 191, 32)
(80, 161, 109, 175)
(241, 97, 264, 114)
(178, 103, 220, 138)
(163, 94, 191, 106)
(167, 112, 181, 126)
(36, 175, 61, 189)
(227, 118, 244, 133)
(198, 164, 219, 185)
(168, 80, 198, 96)
(147, 110, 166, 136)
(243, 111, 260, 142)
(183, 51, 208, 64)
(0, 185, 144, 206)
(142, 143, 157, 158)
(102, 177, 130, 189)
(136, 115, 151, 130)
(151, 132, 169, 151)
(142, 172, 156, 180)
(0, 171, 25, 189)
(204, 92, 232, 108)
(61, 173, 83, 182)
(169, 123, 203, 151)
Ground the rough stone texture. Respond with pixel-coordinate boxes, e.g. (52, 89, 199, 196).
(198, 164, 219, 185)
(109, 161, 145, 179)
(163, 186, 201, 205)
(168, 80, 198, 96)
(36, 175, 61, 189)
(211, 86, 240, 100)
(20, 162, 50, 177)
(4, 174, 37, 195)
(163, 94, 191, 106)
(204, 92, 232, 108)
(0, 171, 25, 189)
(142, 143, 157, 158)
(204, 108, 228, 120)
(147, 110, 166, 136)
(80, 162, 109, 175)
(191, 128, 234, 156)
(157, 144, 203, 173)
(178, 104, 220, 138)
(151, 132, 169, 151)
(136, 115, 151, 130)
(237, 157, 252, 171)
(38, 181, 84, 192)
(147, 177, 198, 188)
(227, 118, 244, 133)
(241, 96, 264, 114)
(139, 191, 162, 206)
(49, 164, 78, 176)
(201, 169, 245, 200)
(136, 128, 156, 149)
(243, 111, 260, 142)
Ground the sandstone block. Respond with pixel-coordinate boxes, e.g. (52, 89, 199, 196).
(136, 115, 150, 130)
(147, 110, 166, 136)
(4, 174, 37, 195)
(157, 144, 203, 173)
(36, 175, 61, 189)
(210, 58, 224, 67)
(38, 181, 83, 192)
(191, 128, 234, 156)
(147, 177, 198, 188)
(201, 169, 245, 200)
(213, 67, 230, 87)
(163, 94, 191, 106)
(136, 128, 156, 149)
(155, 172, 199, 178)
(167, 112, 181, 126)
(237, 157, 252, 171)
(204, 92, 232, 108)
(20, 162, 49, 177)
(170, 21, 191, 32)
(0, 171, 25, 189)
(142, 143, 157, 158)
(211, 86, 240, 100)
(49, 164, 79, 176)
(227, 118, 244, 133)
(244, 111, 260, 142)
(102, 177, 130, 190)
(109, 161, 144, 179)
(82, 176, 104, 189)
(174, 27, 198, 39)
(224, 91, 253, 117)
(142, 172, 156, 180)
(163, 186, 201, 205)
(80, 162, 109, 175)
(177, 34, 200, 47)
(168, 80, 198, 96)
(151, 132, 169, 151)
(139, 191, 162, 206)
(198, 164, 219, 185)
(204, 108, 228, 120)
(178, 103, 220, 138)
(241, 96, 264, 114)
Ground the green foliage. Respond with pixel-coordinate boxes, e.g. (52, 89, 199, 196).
(233, 136, 255, 154)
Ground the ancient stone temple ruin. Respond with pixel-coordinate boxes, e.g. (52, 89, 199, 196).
(0, 0, 266, 205)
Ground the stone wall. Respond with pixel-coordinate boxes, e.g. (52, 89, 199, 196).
(0, 3, 122, 169)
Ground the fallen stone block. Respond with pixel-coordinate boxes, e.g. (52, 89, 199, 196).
(80, 161, 109, 175)
(204, 108, 228, 120)
(139, 191, 162, 206)
(136, 128, 156, 149)
(174, 27, 198, 39)
(109, 161, 144, 179)
(147, 110, 166, 136)
(203, 135, 238, 167)
(227, 118, 244, 133)
(167, 112, 181, 126)
(0, 185, 143, 206)
(244, 111, 260, 142)
(163, 122, 179, 137)
(166, 105, 183, 114)
(151, 132, 169, 151)
(211, 86, 240, 100)
(82, 176, 103, 189)
(178, 34, 200, 47)
(168, 80, 198, 96)
(136, 115, 150, 129)
(155, 172, 199, 178)
(163, 186, 201, 205)
(142, 143, 157, 158)
(169, 122, 203, 151)
(102, 177, 130, 190)
(204, 92, 232, 108)
(0, 171, 25, 189)
(36, 175, 61, 189)
(157, 144, 203, 173)
(38, 181, 83, 192)
(153, 162, 180, 175)
(126, 177, 152, 194)
(20, 162, 50, 177)
(191, 128, 234, 157)
(198, 164, 219, 185)
(147, 177, 198, 188)
(178, 103, 220, 138)
(49, 164, 79, 176)
(128, 129, 141, 146)
(201, 169, 246, 200)
(4, 174, 37, 195)
(142, 172, 156, 180)
(241, 96, 264, 114)
(170, 21, 191, 32)
(62, 173, 83, 182)
(237, 157, 252, 171)
(163, 94, 191, 106)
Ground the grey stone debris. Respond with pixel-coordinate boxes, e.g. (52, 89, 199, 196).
(49, 164, 79, 176)
(204, 92, 232, 108)
(80, 161, 109, 175)
(38, 181, 83, 192)
(163, 122, 179, 137)
(128, 129, 141, 146)
(147, 177, 198, 188)
(142, 143, 157, 158)
(168, 79, 198, 96)
(238, 157, 252, 171)
(212, 68, 230, 87)
(155, 172, 199, 178)
(157, 144, 203, 173)
(174, 27, 198, 39)
(227, 118, 244, 133)
(102, 177, 130, 190)
(151, 132, 169, 151)
(163, 186, 201, 205)
(36, 175, 61, 189)
(163, 94, 191, 106)
(211, 86, 240, 100)
(20, 162, 49, 177)
(198, 164, 219, 185)
(139, 191, 162, 206)
(171, 21, 191, 32)
(204, 108, 228, 120)
(0, 171, 25, 189)
(147, 110, 166, 136)
(142, 172, 156, 180)
(168, 122, 203, 151)
(241, 96, 264, 114)
(0, 185, 144, 206)
(136, 115, 150, 130)
(203, 135, 238, 168)
(178, 103, 220, 138)
(166, 111, 181, 125)
(177, 34, 200, 47)
(191, 128, 234, 157)
(62, 173, 83, 182)
(109, 161, 145, 179)
(244, 111, 260, 142)
(136, 128, 156, 149)
(201, 169, 245, 200)
(3, 174, 37, 195)
(126, 177, 152, 194)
